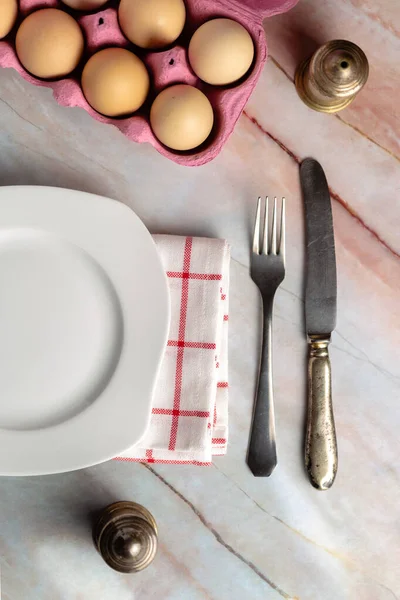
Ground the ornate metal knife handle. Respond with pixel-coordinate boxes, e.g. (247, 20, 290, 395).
(305, 335, 338, 490)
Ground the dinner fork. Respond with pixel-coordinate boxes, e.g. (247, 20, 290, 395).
(247, 196, 286, 477)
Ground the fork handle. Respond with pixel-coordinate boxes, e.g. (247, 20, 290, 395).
(247, 297, 277, 477)
(305, 335, 338, 490)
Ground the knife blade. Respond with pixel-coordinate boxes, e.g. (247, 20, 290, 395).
(300, 158, 338, 491)
(302, 159, 337, 335)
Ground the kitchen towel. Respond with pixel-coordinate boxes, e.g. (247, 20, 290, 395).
(116, 235, 230, 465)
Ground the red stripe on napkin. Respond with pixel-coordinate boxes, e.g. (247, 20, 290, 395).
(169, 237, 192, 451)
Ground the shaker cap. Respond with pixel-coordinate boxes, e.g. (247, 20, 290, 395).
(93, 501, 158, 573)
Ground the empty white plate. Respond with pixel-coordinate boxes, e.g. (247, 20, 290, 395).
(0, 186, 170, 475)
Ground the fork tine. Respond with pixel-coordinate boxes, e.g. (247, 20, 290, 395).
(253, 197, 261, 254)
(262, 196, 269, 255)
(271, 197, 277, 254)
(279, 197, 286, 262)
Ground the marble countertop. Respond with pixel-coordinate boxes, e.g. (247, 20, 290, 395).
(0, 1, 399, 599)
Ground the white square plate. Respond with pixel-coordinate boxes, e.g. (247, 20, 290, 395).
(0, 186, 170, 475)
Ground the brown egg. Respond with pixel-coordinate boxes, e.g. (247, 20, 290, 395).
(119, 0, 185, 49)
(60, 0, 108, 10)
(81, 48, 150, 117)
(0, 0, 18, 40)
(16, 9, 84, 79)
(188, 18, 254, 85)
(150, 84, 213, 151)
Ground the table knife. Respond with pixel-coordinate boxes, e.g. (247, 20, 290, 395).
(300, 158, 338, 491)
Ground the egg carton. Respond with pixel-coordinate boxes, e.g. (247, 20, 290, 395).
(0, 0, 298, 166)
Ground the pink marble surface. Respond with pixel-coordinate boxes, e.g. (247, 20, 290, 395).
(0, 0, 399, 599)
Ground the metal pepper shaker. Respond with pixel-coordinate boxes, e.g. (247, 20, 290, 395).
(93, 501, 158, 573)
(295, 40, 369, 113)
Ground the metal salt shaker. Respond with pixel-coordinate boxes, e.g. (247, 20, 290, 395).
(295, 40, 369, 113)
(93, 501, 158, 573)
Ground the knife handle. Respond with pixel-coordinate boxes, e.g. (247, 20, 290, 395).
(305, 335, 338, 490)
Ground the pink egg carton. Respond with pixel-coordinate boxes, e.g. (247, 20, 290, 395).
(0, 0, 298, 166)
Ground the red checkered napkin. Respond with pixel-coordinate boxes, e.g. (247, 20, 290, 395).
(116, 235, 230, 465)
